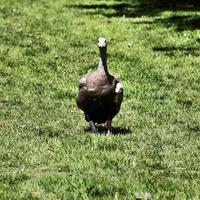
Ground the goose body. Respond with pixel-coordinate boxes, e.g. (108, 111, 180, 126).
(76, 37, 123, 133)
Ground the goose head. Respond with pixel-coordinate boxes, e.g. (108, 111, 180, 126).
(97, 37, 107, 48)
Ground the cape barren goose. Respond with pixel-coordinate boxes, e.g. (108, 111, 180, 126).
(76, 37, 123, 134)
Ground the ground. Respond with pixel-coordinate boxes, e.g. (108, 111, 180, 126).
(0, 0, 200, 199)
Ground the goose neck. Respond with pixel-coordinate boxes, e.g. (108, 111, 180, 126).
(98, 48, 108, 73)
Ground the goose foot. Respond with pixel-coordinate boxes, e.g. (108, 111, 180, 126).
(89, 121, 98, 133)
(106, 120, 112, 135)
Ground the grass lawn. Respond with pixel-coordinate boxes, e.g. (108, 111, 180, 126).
(0, 0, 200, 199)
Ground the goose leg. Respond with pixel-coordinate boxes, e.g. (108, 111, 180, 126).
(89, 121, 98, 133)
(106, 120, 112, 135)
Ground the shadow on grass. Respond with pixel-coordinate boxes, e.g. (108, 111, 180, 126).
(84, 125, 131, 135)
(154, 15, 200, 31)
(68, 1, 200, 17)
(153, 46, 200, 56)
(67, 1, 200, 31)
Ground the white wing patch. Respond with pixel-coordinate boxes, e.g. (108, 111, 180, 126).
(79, 77, 86, 84)
(115, 83, 123, 93)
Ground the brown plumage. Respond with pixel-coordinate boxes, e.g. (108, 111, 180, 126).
(76, 37, 123, 134)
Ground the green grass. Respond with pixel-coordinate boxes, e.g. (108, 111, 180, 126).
(0, 0, 200, 199)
